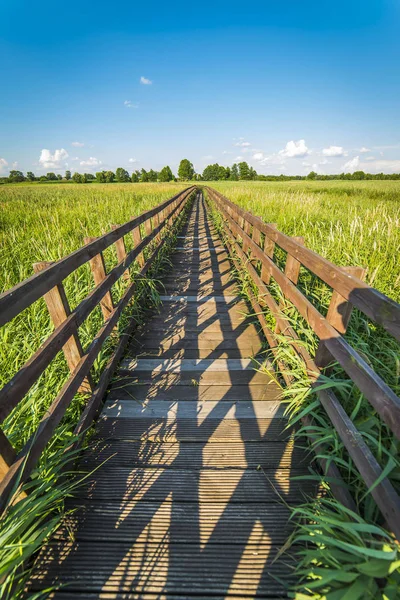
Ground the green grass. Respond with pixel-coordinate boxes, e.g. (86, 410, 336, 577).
(0, 182, 189, 597)
(209, 180, 400, 301)
(204, 181, 400, 598)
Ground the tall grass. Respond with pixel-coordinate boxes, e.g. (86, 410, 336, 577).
(205, 183, 400, 598)
(0, 182, 189, 598)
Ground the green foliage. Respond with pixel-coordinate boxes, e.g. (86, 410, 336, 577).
(26, 171, 35, 181)
(159, 165, 174, 182)
(131, 170, 140, 183)
(231, 163, 239, 180)
(178, 158, 195, 180)
(46, 172, 58, 181)
(141, 168, 149, 182)
(148, 168, 158, 182)
(8, 170, 25, 183)
(104, 170, 115, 183)
(65, 170, 71, 180)
(290, 498, 400, 599)
(115, 167, 130, 182)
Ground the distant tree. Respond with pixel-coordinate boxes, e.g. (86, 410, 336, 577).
(141, 169, 149, 182)
(231, 164, 239, 181)
(148, 169, 158, 182)
(65, 170, 71, 180)
(115, 167, 130, 182)
(8, 170, 25, 183)
(238, 162, 250, 180)
(72, 172, 82, 183)
(57, 174, 62, 180)
(96, 171, 106, 183)
(46, 172, 57, 181)
(159, 165, 174, 182)
(178, 159, 195, 181)
(307, 171, 317, 180)
(81, 173, 88, 183)
(26, 171, 35, 181)
(218, 165, 229, 180)
(352, 170, 366, 180)
(85, 173, 95, 181)
(225, 166, 231, 179)
(131, 170, 140, 183)
(249, 166, 257, 180)
(39, 176, 48, 181)
(104, 170, 115, 183)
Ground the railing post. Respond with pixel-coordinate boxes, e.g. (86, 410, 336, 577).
(260, 224, 277, 284)
(315, 266, 366, 369)
(131, 222, 145, 268)
(33, 261, 94, 394)
(111, 226, 130, 282)
(84, 238, 114, 321)
(144, 218, 152, 237)
(275, 236, 304, 334)
(252, 225, 261, 247)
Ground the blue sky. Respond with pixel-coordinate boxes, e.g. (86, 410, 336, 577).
(1, 0, 400, 176)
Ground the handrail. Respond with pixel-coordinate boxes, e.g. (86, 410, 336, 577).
(0, 186, 195, 513)
(207, 188, 400, 342)
(206, 186, 400, 541)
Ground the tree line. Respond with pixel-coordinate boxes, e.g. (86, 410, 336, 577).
(1, 159, 400, 184)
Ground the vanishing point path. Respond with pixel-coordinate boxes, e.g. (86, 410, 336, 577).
(31, 192, 314, 598)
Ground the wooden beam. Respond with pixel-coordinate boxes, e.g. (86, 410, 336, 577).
(111, 226, 130, 281)
(260, 224, 277, 284)
(33, 262, 93, 394)
(316, 265, 366, 369)
(84, 237, 114, 321)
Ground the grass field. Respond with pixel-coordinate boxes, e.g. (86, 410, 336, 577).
(1, 180, 399, 597)
(211, 180, 400, 301)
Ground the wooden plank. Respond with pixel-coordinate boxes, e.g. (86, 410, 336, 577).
(101, 399, 285, 420)
(111, 225, 130, 281)
(95, 417, 291, 442)
(107, 383, 279, 402)
(131, 225, 145, 267)
(121, 358, 271, 372)
(33, 262, 93, 394)
(84, 237, 114, 320)
(260, 224, 277, 284)
(80, 441, 306, 470)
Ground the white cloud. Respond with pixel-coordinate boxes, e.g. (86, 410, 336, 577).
(252, 152, 264, 161)
(234, 141, 251, 147)
(359, 159, 400, 173)
(128, 158, 138, 163)
(234, 156, 244, 162)
(359, 147, 371, 153)
(0, 158, 8, 174)
(124, 100, 139, 108)
(39, 148, 69, 169)
(202, 155, 214, 161)
(279, 139, 309, 158)
(11, 161, 18, 168)
(322, 145, 346, 157)
(365, 156, 375, 161)
(71, 141, 84, 147)
(80, 157, 102, 167)
(222, 150, 232, 155)
(140, 76, 152, 85)
(342, 156, 360, 172)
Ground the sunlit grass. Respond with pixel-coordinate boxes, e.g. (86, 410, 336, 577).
(205, 183, 400, 598)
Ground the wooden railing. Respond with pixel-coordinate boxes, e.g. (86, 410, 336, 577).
(206, 186, 400, 541)
(0, 186, 195, 513)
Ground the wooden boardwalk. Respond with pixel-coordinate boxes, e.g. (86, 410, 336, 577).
(29, 192, 314, 598)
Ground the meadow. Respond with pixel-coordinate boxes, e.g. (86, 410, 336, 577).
(1, 180, 399, 597)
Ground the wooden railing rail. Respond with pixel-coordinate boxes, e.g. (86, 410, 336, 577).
(206, 186, 400, 540)
(0, 186, 195, 513)
(0, 187, 195, 328)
